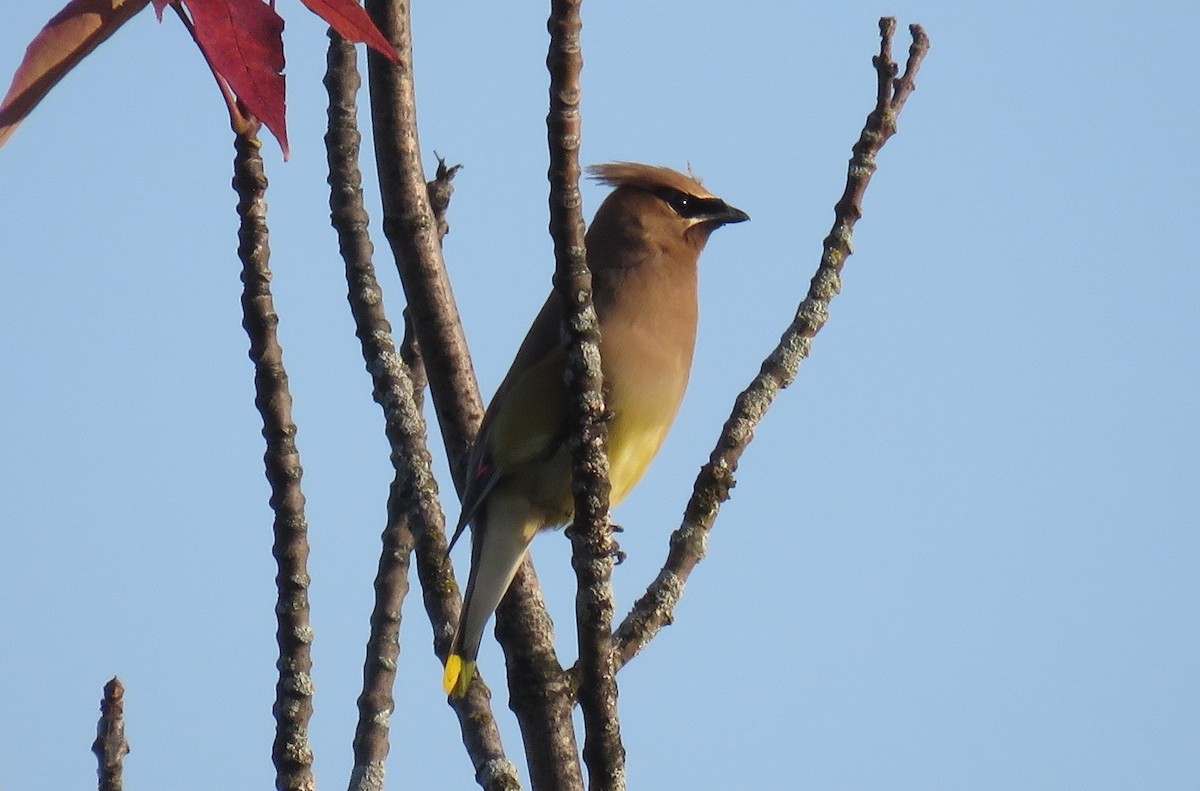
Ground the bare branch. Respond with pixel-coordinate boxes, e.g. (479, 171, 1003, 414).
(324, 31, 413, 790)
(495, 565, 582, 791)
(398, 157, 458, 416)
(427, 155, 462, 243)
(362, 0, 482, 485)
(363, 1, 573, 784)
(399, 307, 426, 408)
(233, 130, 316, 791)
(324, 30, 519, 791)
(395, 157, 457, 413)
(545, 0, 624, 788)
(92, 677, 129, 791)
(613, 17, 930, 668)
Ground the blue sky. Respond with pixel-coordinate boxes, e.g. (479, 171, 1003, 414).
(1, 2, 1197, 789)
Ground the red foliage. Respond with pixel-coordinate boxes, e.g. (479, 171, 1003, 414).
(185, 0, 290, 156)
(1, 0, 400, 155)
(0, 0, 151, 147)
(296, 0, 399, 64)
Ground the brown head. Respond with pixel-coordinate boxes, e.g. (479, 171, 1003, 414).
(584, 162, 749, 272)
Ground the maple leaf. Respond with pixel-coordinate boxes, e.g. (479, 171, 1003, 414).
(0, 0, 152, 147)
(1, 0, 399, 155)
(296, 0, 400, 64)
(171, 0, 402, 157)
(181, 0, 290, 158)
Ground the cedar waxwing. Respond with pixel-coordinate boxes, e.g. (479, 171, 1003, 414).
(443, 162, 748, 698)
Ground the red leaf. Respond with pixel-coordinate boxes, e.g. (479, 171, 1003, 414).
(184, 0, 288, 157)
(295, 0, 400, 63)
(152, 0, 171, 21)
(0, 0, 151, 149)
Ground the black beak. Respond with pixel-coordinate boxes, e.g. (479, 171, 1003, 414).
(714, 203, 750, 225)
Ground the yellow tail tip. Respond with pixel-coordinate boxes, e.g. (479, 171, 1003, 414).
(443, 654, 476, 698)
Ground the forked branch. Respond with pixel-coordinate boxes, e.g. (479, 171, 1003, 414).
(613, 17, 930, 668)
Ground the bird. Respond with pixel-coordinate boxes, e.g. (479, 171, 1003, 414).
(443, 162, 748, 698)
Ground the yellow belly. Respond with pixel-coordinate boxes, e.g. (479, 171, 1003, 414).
(604, 377, 681, 506)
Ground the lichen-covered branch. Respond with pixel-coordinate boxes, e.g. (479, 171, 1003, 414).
(612, 17, 930, 668)
(92, 677, 129, 791)
(324, 30, 519, 791)
(233, 130, 316, 791)
(324, 31, 412, 791)
(545, 0, 624, 789)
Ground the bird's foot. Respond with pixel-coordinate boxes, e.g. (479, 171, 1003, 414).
(609, 522, 626, 562)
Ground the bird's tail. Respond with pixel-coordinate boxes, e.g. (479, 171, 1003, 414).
(444, 496, 538, 698)
(443, 631, 476, 698)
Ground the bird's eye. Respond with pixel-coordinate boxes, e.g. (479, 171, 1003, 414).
(652, 186, 730, 221)
(655, 187, 698, 217)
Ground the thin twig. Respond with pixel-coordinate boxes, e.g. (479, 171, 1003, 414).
(398, 155, 458, 414)
(426, 155, 461, 244)
(92, 677, 129, 791)
(612, 17, 930, 668)
(234, 128, 316, 791)
(545, 0, 624, 789)
(400, 307, 426, 409)
(324, 30, 519, 791)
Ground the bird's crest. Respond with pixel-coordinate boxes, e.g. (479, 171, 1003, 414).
(588, 162, 714, 199)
